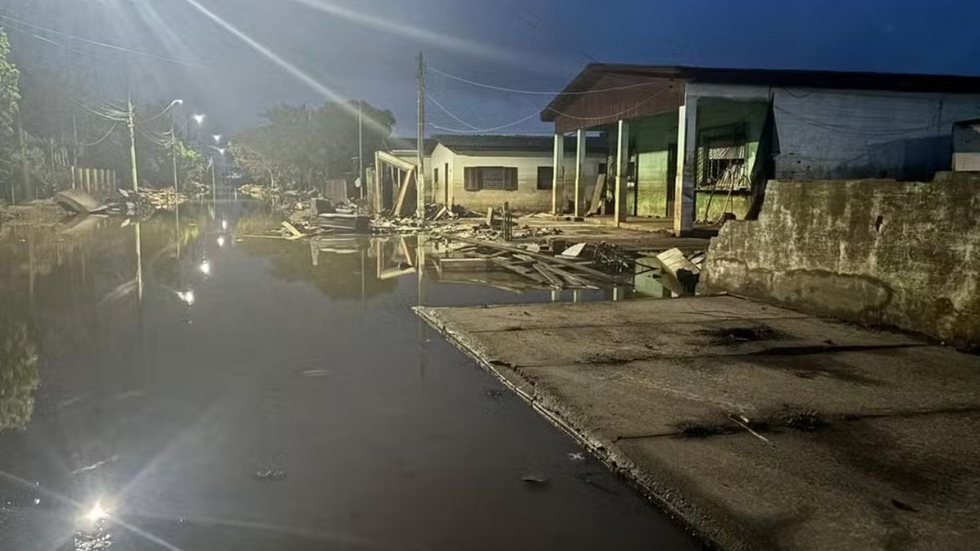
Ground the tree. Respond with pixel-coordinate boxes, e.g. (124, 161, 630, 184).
(229, 100, 395, 191)
(0, 30, 22, 202)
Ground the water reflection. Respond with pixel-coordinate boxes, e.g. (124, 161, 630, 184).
(0, 200, 697, 551)
(0, 314, 39, 432)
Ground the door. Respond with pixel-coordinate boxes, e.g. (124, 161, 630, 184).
(444, 162, 450, 204)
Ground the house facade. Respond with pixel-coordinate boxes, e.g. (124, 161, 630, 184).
(541, 65, 980, 233)
(429, 135, 606, 212)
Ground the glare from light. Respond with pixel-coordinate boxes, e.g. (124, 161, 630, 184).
(173, 99, 184, 105)
(193, 114, 206, 125)
(178, 0, 390, 133)
(212, 134, 223, 143)
(217, 236, 226, 247)
(199, 261, 212, 275)
(177, 290, 195, 305)
(221, 220, 228, 231)
(82, 500, 109, 525)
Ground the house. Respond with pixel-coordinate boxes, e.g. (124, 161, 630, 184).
(541, 64, 980, 234)
(429, 134, 607, 212)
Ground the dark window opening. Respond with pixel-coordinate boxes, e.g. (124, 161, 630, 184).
(537, 166, 554, 190)
(464, 166, 518, 191)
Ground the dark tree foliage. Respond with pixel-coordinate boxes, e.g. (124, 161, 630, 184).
(230, 101, 395, 190)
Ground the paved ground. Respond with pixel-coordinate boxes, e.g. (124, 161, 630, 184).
(416, 296, 980, 551)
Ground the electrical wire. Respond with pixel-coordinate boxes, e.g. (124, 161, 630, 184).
(79, 124, 119, 147)
(0, 13, 203, 67)
(73, 99, 129, 122)
(773, 104, 942, 136)
(430, 66, 665, 96)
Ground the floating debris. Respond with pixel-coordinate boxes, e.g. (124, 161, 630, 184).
(254, 469, 288, 482)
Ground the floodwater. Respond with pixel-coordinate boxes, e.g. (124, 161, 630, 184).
(0, 200, 699, 551)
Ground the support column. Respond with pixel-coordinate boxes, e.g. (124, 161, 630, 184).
(574, 128, 585, 218)
(614, 120, 630, 226)
(552, 133, 565, 215)
(674, 97, 698, 235)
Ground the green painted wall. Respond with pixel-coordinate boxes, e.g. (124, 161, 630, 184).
(630, 111, 677, 218)
(619, 100, 768, 221)
(694, 99, 768, 222)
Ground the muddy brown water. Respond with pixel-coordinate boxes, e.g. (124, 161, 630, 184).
(0, 202, 699, 550)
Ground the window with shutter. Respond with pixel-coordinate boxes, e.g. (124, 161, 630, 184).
(462, 167, 519, 191)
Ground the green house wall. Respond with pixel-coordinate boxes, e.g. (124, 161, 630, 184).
(622, 99, 768, 220)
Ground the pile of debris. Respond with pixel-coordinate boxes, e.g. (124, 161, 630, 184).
(433, 237, 632, 290)
(238, 184, 269, 199)
(138, 188, 188, 211)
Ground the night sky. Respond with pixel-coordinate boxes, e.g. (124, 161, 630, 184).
(2, 0, 979, 136)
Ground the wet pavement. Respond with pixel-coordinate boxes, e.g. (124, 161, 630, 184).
(0, 201, 700, 550)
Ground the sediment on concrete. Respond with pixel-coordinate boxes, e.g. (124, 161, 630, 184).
(703, 176, 980, 348)
(416, 296, 980, 551)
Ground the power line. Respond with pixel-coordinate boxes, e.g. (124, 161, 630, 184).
(0, 13, 203, 67)
(427, 95, 544, 134)
(430, 66, 663, 96)
(79, 124, 119, 147)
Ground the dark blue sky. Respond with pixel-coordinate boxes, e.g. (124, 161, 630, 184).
(3, 0, 980, 136)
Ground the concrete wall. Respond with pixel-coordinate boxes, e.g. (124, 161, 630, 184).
(631, 112, 676, 217)
(688, 83, 980, 181)
(435, 144, 604, 212)
(704, 176, 980, 347)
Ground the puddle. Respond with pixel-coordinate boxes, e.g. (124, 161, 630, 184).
(0, 200, 699, 551)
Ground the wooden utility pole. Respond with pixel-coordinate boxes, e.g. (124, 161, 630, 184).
(416, 51, 426, 219)
(17, 112, 30, 202)
(358, 100, 364, 200)
(127, 97, 139, 193)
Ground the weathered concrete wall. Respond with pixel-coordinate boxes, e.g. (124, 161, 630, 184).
(704, 176, 980, 347)
(687, 82, 980, 181)
(442, 146, 603, 212)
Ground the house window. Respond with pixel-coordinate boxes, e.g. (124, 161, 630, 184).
(598, 163, 607, 175)
(537, 166, 553, 190)
(464, 166, 518, 191)
(697, 125, 748, 190)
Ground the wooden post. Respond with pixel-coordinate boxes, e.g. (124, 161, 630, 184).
(614, 120, 630, 226)
(416, 52, 426, 219)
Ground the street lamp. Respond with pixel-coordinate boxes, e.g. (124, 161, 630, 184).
(212, 134, 223, 144)
(192, 114, 206, 126)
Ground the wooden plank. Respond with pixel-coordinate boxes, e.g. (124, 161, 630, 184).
(392, 168, 416, 217)
(531, 263, 563, 288)
(450, 236, 630, 285)
(588, 174, 606, 216)
(439, 258, 497, 272)
(492, 258, 550, 286)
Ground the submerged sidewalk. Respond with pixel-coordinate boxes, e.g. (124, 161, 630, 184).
(416, 296, 980, 551)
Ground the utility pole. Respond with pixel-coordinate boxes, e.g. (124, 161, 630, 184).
(358, 100, 364, 200)
(171, 121, 179, 194)
(127, 96, 139, 193)
(416, 51, 426, 219)
(71, 113, 79, 189)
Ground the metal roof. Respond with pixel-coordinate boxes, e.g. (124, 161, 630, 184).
(542, 64, 980, 122)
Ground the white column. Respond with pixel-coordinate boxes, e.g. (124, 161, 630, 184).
(674, 98, 698, 235)
(552, 133, 565, 215)
(614, 120, 630, 226)
(574, 128, 586, 218)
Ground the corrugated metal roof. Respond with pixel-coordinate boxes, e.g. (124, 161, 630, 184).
(433, 134, 608, 154)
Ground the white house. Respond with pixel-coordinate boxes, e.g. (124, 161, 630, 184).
(429, 135, 607, 213)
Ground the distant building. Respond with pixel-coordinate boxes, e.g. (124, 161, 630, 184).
(541, 64, 980, 233)
(429, 134, 606, 212)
